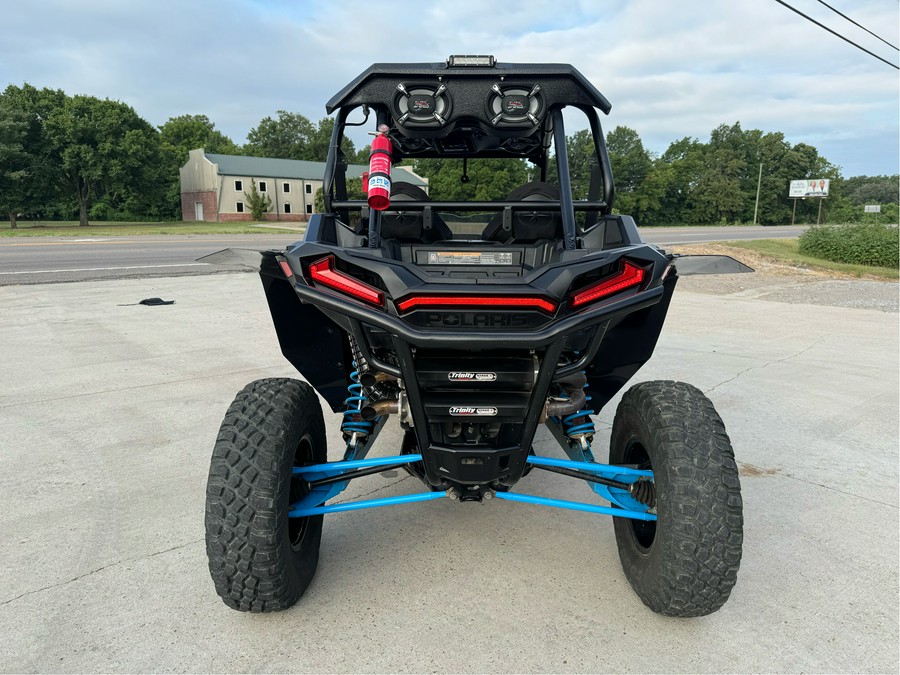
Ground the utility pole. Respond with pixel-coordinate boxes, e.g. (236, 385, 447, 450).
(753, 162, 763, 225)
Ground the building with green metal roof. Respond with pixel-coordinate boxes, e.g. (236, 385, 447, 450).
(180, 148, 427, 222)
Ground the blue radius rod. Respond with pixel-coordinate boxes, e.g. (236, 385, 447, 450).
(292, 454, 423, 476)
(287, 453, 656, 521)
(289, 491, 445, 518)
(494, 492, 656, 521)
(525, 455, 653, 478)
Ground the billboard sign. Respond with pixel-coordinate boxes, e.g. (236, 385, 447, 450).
(789, 179, 830, 198)
(864, 205, 881, 213)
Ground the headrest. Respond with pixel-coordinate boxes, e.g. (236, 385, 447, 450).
(482, 181, 563, 243)
(379, 182, 450, 243)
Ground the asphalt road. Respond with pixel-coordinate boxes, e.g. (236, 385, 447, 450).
(0, 225, 809, 285)
(0, 271, 896, 673)
(0, 234, 300, 285)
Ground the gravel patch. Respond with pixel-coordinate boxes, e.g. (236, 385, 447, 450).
(671, 244, 898, 312)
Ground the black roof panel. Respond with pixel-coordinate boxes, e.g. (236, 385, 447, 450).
(325, 60, 612, 114)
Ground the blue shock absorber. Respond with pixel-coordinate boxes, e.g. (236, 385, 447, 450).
(562, 374, 595, 441)
(341, 361, 375, 439)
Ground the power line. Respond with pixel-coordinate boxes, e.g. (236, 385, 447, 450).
(773, 0, 899, 69)
(816, 0, 899, 51)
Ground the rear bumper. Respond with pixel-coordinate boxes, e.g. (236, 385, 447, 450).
(289, 277, 665, 348)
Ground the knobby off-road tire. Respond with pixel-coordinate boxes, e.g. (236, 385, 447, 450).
(609, 380, 743, 617)
(205, 378, 326, 612)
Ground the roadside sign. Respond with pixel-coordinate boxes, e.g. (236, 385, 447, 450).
(864, 205, 881, 213)
(789, 179, 830, 198)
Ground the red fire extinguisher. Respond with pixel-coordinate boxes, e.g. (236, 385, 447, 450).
(367, 126, 392, 211)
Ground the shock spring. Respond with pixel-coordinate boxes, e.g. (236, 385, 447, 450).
(341, 360, 375, 441)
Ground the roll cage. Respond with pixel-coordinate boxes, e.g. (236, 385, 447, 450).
(320, 58, 617, 250)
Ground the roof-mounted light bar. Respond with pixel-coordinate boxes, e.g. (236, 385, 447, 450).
(447, 55, 496, 68)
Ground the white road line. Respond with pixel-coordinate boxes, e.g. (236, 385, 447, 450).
(0, 263, 211, 275)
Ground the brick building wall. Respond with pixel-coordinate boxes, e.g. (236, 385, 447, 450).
(218, 212, 308, 222)
(181, 191, 219, 222)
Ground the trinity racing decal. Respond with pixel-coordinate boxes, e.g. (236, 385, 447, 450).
(448, 372, 497, 382)
(448, 406, 498, 416)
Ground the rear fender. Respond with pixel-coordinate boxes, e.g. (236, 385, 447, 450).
(259, 253, 348, 411)
(585, 275, 677, 411)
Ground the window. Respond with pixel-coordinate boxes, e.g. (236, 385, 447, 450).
(305, 183, 312, 194)
(284, 203, 292, 214)
(306, 204, 313, 214)
(258, 180, 267, 193)
(283, 182, 291, 193)
(236, 201, 244, 213)
(234, 179, 243, 191)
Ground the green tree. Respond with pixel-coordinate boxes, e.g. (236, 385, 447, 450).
(244, 178, 272, 220)
(650, 136, 704, 224)
(629, 161, 675, 226)
(824, 174, 900, 224)
(246, 110, 314, 158)
(0, 98, 29, 227)
(742, 130, 793, 225)
(412, 158, 528, 201)
(43, 94, 162, 225)
(605, 126, 653, 217)
(352, 143, 372, 166)
(0, 84, 68, 223)
(839, 175, 899, 206)
(563, 128, 597, 198)
(314, 186, 325, 214)
(245, 111, 357, 162)
(159, 113, 239, 157)
(307, 116, 359, 162)
(688, 123, 748, 223)
(606, 126, 652, 192)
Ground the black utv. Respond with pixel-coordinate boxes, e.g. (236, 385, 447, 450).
(204, 56, 745, 617)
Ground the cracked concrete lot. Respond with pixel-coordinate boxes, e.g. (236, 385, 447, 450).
(0, 272, 897, 673)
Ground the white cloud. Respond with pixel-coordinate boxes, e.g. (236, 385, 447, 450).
(1, 0, 897, 175)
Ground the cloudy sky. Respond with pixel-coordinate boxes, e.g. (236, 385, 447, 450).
(3, 0, 898, 176)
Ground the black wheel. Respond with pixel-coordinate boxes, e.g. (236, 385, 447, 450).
(609, 380, 743, 617)
(205, 378, 326, 612)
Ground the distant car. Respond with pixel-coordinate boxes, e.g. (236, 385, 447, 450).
(204, 56, 746, 617)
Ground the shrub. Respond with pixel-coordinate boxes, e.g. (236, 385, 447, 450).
(799, 223, 899, 268)
(244, 178, 272, 220)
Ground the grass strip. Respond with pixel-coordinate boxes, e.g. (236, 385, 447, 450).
(723, 239, 898, 280)
(0, 222, 303, 237)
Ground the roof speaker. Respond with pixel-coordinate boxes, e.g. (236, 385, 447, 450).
(394, 83, 451, 128)
(486, 83, 544, 127)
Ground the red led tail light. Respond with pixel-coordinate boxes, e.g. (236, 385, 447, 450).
(307, 256, 384, 307)
(396, 295, 557, 313)
(278, 259, 294, 278)
(570, 260, 645, 308)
